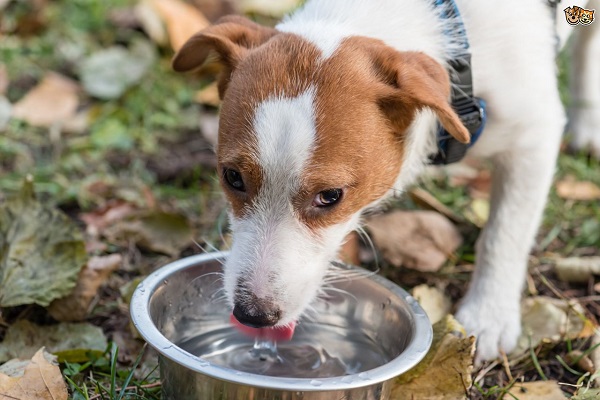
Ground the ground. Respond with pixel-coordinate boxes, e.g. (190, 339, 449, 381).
(0, 1, 599, 399)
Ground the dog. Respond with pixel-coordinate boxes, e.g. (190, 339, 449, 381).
(173, 0, 600, 363)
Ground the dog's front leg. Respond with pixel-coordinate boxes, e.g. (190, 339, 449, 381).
(569, 0, 600, 156)
(455, 144, 561, 363)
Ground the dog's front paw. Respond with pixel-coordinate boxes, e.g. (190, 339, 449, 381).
(456, 294, 521, 364)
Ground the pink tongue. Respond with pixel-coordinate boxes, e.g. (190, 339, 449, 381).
(229, 314, 296, 341)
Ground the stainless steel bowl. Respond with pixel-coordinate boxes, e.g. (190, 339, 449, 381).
(130, 252, 432, 400)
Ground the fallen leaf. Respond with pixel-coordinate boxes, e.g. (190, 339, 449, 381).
(0, 359, 30, 378)
(554, 256, 600, 283)
(556, 179, 600, 201)
(80, 200, 137, 237)
(391, 315, 475, 400)
(195, 81, 220, 107)
(408, 188, 465, 224)
(238, 0, 301, 17)
(105, 210, 193, 256)
(572, 388, 600, 400)
(11, 72, 79, 127)
(0, 177, 87, 307)
(79, 39, 155, 99)
(512, 296, 596, 355)
(0, 348, 68, 400)
(411, 285, 451, 325)
(0, 320, 107, 363)
(146, 0, 209, 51)
(48, 254, 123, 321)
(507, 381, 566, 400)
(366, 210, 463, 272)
(566, 350, 596, 375)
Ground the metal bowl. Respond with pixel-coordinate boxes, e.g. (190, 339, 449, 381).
(130, 252, 432, 400)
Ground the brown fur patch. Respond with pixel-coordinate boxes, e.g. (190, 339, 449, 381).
(174, 17, 467, 227)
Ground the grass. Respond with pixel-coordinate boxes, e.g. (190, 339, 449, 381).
(63, 343, 160, 400)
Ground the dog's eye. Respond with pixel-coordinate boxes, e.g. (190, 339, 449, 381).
(313, 189, 343, 207)
(223, 168, 245, 192)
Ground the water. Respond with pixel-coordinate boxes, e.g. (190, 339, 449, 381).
(176, 323, 389, 378)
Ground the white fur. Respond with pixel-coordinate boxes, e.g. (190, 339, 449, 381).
(568, 0, 600, 156)
(224, 88, 359, 325)
(224, 0, 599, 362)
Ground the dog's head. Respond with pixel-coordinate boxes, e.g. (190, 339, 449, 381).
(174, 16, 468, 331)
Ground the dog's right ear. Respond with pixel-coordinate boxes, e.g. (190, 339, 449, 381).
(172, 15, 277, 97)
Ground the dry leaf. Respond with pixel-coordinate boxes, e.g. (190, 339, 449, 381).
(556, 179, 600, 201)
(366, 210, 463, 272)
(555, 256, 600, 283)
(507, 381, 566, 400)
(392, 315, 475, 400)
(411, 285, 451, 325)
(11, 72, 79, 127)
(80, 200, 137, 237)
(146, 0, 210, 51)
(48, 254, 123, 321)
(0, 348, 68, 400)
(195, 81, 220, 107)
(513, 296, 596, 355)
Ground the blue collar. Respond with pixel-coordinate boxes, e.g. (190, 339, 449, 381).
(430, 0, 487, 165)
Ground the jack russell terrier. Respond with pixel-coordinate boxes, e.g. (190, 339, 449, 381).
(173, 0, 600, 362)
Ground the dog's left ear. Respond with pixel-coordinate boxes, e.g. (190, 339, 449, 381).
(173, 15, 277, 97)
(370, 46, 470, 144)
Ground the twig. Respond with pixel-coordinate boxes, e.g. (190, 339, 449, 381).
(88, 382, 161, 400)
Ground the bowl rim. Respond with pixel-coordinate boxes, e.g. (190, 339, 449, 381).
(130, 251, 432, 391)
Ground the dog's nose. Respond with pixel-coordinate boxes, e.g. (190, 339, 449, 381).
(232, 296, 282, 328)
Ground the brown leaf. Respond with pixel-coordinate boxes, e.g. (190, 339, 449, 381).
(392, 315, 475, 400)
(0, 348, 68, 400)
(513, 296, 597, 355)
(12, 72, 79, 127)
(507, 381, 566, 400)
(556, 179, 600, 201)
(48, 254, 122, 321)
(365, 210, 462, 272)
(146, 0, 210, 51)
(80, 200, 137, 237)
